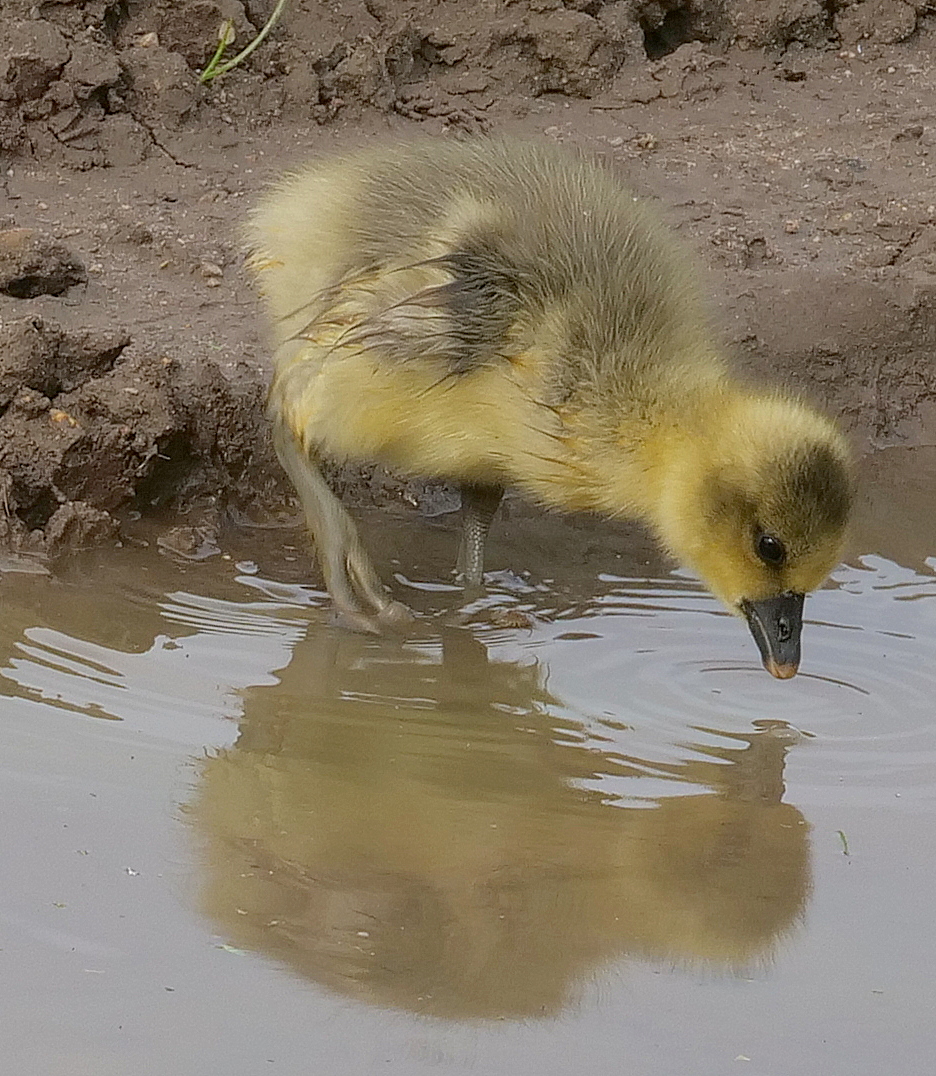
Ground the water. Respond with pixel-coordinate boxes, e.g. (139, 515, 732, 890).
(1, 446, 934, 1075)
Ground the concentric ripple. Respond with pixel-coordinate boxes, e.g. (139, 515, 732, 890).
(0, 543, 933, 805)
(503, 555, 936, 805)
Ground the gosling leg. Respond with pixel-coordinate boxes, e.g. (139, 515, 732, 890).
(457, 482, 504, 588)
(272, 423, 412, 631)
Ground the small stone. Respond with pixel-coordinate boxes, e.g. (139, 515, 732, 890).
(49, 408, 80, 427)
(487, 607, 535, 630)
(157, 525, 221, 561)
(779, 64, 807, 82)
(893, 123, 924, 142)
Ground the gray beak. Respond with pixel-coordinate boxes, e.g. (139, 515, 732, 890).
(740, 592, 805, 679)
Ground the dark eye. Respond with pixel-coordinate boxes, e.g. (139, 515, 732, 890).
(756, 533, 786, 566)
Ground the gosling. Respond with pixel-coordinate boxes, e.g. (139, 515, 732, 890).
(247, 137, 852, 679)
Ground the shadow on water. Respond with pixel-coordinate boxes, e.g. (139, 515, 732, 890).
(188, 624, 809, 1021)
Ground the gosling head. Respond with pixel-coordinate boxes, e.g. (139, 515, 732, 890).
(658, 396, 852, 679)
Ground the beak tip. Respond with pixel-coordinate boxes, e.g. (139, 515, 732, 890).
(741, 592, 805, 681)
(765, 660, 799, 680)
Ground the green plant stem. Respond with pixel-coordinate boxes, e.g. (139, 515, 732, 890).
(200, 0, 289, 83)
(199, 25, 233, 83)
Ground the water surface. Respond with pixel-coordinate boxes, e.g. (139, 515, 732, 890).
(1, 446, 934, 1075)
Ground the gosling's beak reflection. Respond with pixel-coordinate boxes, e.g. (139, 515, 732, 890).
(740, 592, 805, 679)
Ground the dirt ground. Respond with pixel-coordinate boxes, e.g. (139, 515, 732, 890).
(1, 0, 934, 561)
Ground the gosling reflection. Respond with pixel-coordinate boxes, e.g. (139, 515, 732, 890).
(189, 628, 809, 1020)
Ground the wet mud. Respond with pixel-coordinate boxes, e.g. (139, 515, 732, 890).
(0, 2, 935, 560)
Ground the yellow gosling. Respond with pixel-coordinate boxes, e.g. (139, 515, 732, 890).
(247, 137, 852, 677)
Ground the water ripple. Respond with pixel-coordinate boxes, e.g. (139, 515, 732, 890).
(511, 556, 936, 803)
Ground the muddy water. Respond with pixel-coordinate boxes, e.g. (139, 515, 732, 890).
(1, 447, 935, 1076)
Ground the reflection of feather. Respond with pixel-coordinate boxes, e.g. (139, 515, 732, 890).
(191, 630, 810, 1020)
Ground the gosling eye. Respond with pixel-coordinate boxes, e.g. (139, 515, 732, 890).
(756, 533, 787, 566)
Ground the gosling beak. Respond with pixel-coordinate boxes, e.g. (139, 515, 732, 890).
(739, 592, 804, 679)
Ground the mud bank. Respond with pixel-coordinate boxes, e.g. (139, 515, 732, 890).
(1, 0, 932, 160)
(0, 1, 934, 561)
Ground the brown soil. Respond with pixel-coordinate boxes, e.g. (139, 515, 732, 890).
(1, 0, 934, 562)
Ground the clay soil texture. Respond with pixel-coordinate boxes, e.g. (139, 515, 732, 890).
(1, 0, 935, 563)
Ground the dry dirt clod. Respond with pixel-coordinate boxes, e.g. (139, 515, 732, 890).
(0, 228, 87, 298)
(43, 502, 119, 560)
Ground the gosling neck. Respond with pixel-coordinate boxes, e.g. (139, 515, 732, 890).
(633, 389, 743, 557)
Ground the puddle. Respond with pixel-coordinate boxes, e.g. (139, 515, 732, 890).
(1, 447, 935, 1075)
